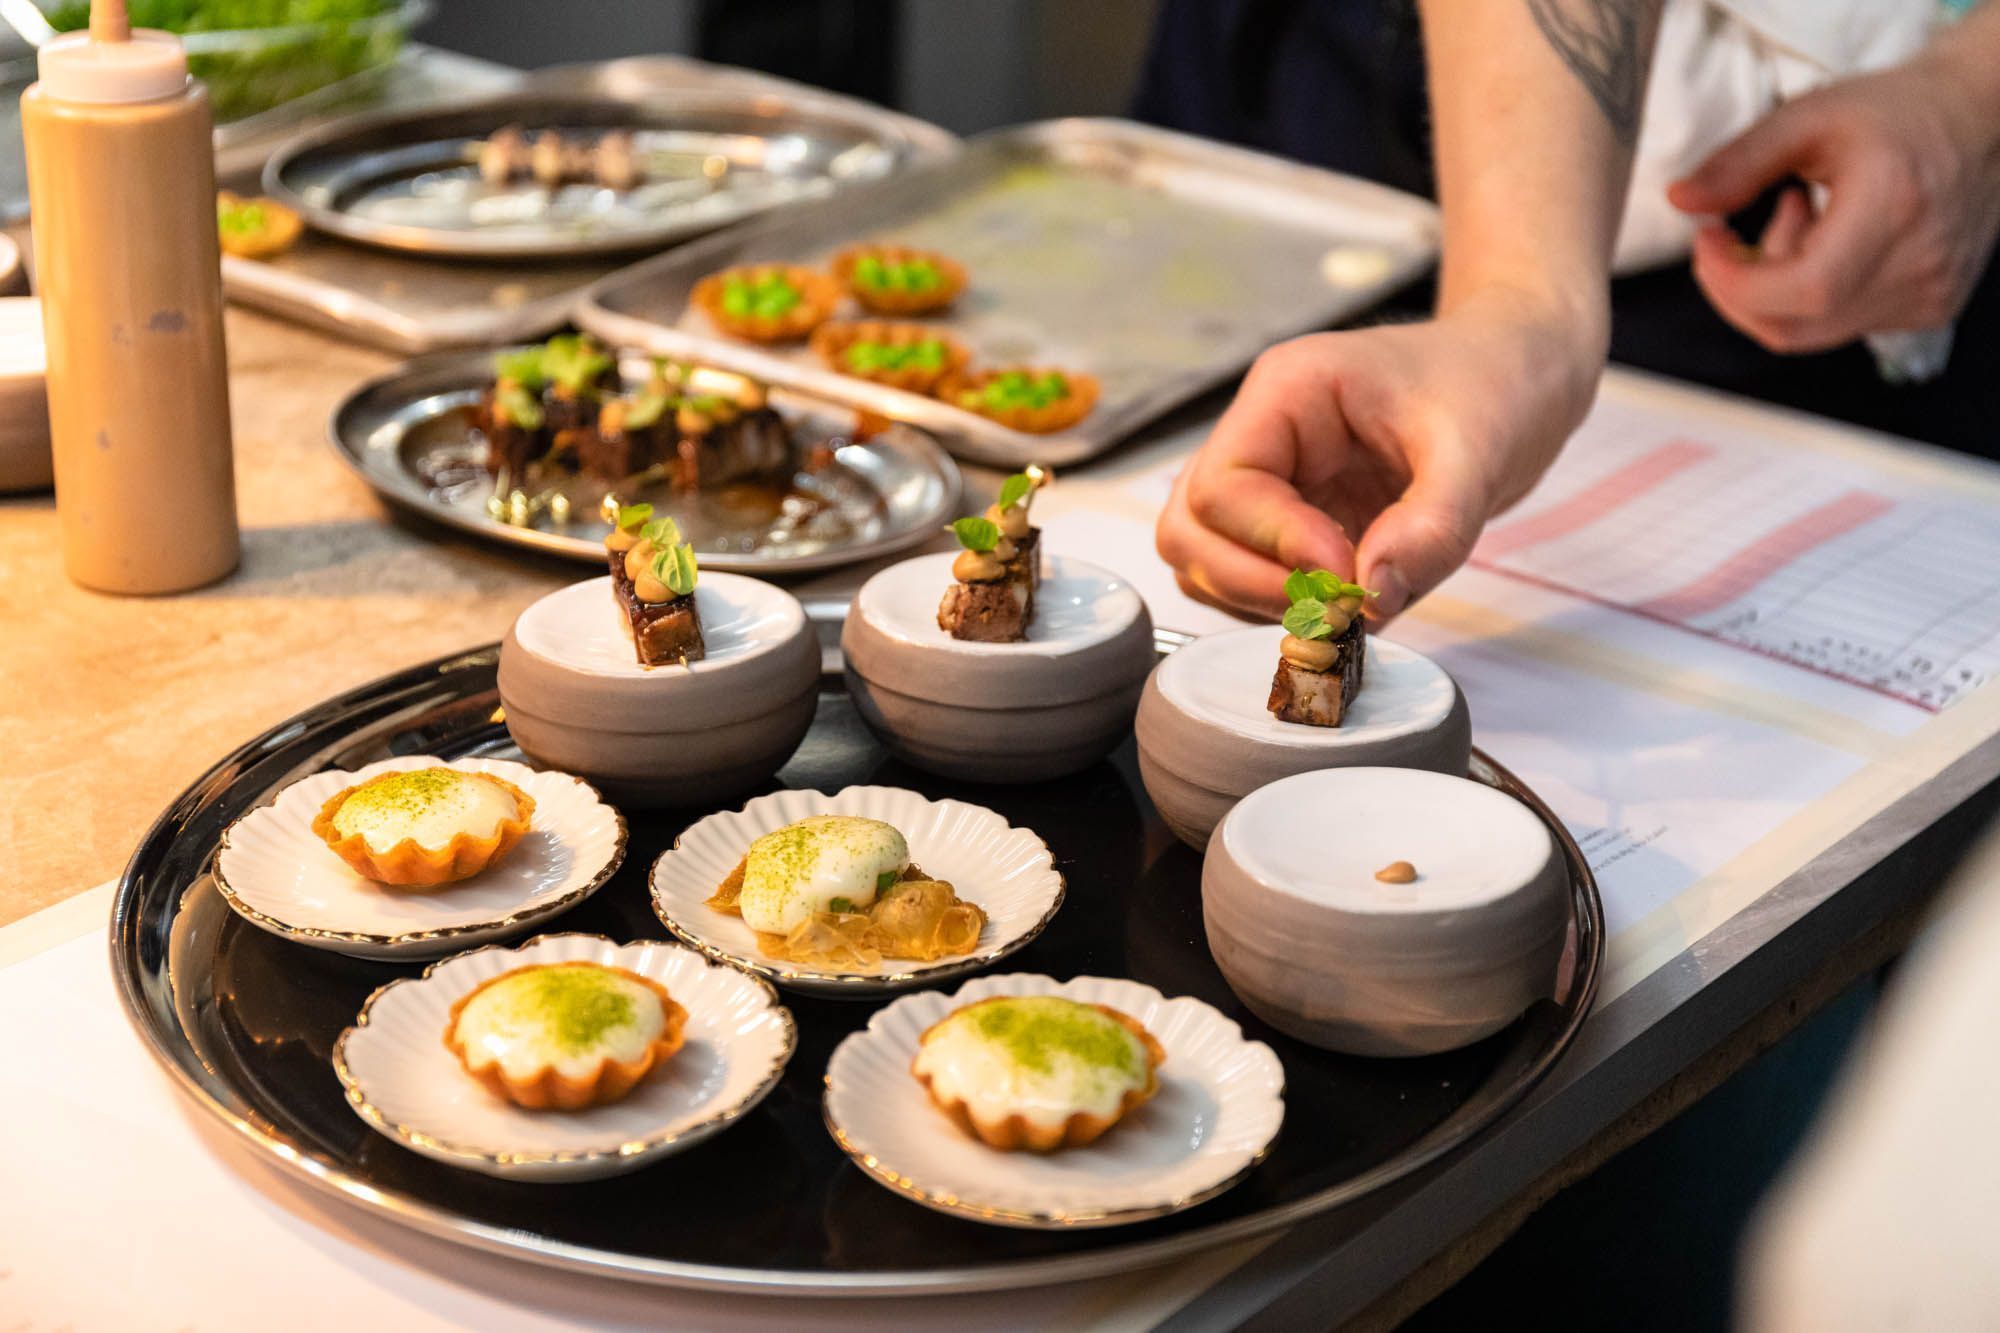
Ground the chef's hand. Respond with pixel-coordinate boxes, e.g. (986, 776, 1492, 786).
(1668, 37, 2000, 354)
(1155, 288, 1599, 622)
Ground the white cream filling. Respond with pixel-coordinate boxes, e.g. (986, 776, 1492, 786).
(452, 965, 667, 1084)
(736, 815, 909, 935)
(913, 998, 1150, 1131)
(330, 770, 521, 854)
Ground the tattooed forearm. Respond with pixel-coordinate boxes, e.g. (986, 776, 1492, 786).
(1523, 0, 1655, 143)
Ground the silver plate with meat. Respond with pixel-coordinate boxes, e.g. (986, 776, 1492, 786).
(265, 90, 918, 260)
(327, 344, 960, 574)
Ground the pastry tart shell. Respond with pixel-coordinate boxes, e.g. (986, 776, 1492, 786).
(939, 368, 1100, 435)
(312, 775, 537, 889)
(809, 319, 970, 394)
(831, 244, 967, 315)
(912, 1002, 1165, 1152)
(444, 964, 690, 1110)
(691, 264, 841, 343)
(217, 190, 303, 260)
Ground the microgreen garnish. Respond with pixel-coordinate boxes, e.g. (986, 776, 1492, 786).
(1281, 568, 1372, 640)
(876, 869, 899, 892)
(493, 381, 544, 430)
(652, 542, 699, 597)
(616, 502, 653, 531)
(622, 386, 672, 431)
(541, 333, 614, 397)
(950, 516, 1001, 552)
(641, 515, 684, 549)
(492, 345, 546, 391)
(997, 471, 1035, 511)
(828, 897, 855, 914)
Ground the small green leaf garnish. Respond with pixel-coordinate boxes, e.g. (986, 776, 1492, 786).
(493, 381, 544, 430)
(653, 542, 699, 597)
(620, 387, 673, 431)
(639, 515, 682, 549)
(997, 472, 1034, 511)
(828, 897, 855, 914)
(1282, 599, 1336, 641)
(541, 333, 614, 397)
(1284, 568, 1371, 608)
(616, 502, 653, 532)
(493, 346, 546, 390)
(875, 869, 899, 892)
(951, 516, 1001, 552)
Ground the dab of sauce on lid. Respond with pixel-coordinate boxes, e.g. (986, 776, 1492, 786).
(1374, 860, 1417, 884)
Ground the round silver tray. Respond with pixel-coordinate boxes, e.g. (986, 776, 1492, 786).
(265, 90, 915, 260)
(328, 345, 960, 574)
(111, 628, 1602, 1296)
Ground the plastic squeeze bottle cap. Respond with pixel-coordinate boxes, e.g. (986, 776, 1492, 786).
(36, 0, 188, 104)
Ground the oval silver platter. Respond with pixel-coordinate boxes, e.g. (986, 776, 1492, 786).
(328, 346, 960, 574)
(111, 625, 1602, 1297)
(264, 90, 916, 261)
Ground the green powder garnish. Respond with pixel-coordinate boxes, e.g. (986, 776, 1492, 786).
(342, 768, 468, 818)
(500, 965, 640, 1052)
(964, 997, 1139, 1077)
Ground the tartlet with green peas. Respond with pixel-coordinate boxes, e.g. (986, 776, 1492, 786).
(691, 263, 841, 343)
(809, 320, 970, 394)
(830, 244, 967, 316)
(939, 367, 1099, 435)
(215, 190, 302, 260)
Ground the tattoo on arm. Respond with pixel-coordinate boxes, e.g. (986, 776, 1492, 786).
(1523, 0, 1653, 143)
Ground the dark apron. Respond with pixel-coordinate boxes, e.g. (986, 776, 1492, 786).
(1134, 0, 2000, 457)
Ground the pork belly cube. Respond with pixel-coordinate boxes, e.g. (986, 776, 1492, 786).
(608, 548, 707, 666)
(938, 579, 1028, 643)
(1266, 616, 1365, 726)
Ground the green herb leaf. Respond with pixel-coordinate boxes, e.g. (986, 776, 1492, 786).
(653, 543, 699, 597)
(951, 516, 1001, 552)
(998, 472, 1034, 511)
(828, 897, 855, 914)
(493, 382, 544, 431)
(1282, 599, 1335, 640)
(875, 869, 899, 892)
(493, 346, 546, 390)
(640, 515, 683, 550)
(615, 503, 653, 532)
(541, 333, 614, 396)
(622, 386, 672, 431)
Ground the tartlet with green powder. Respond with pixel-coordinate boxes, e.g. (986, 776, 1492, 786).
(444, 961, 688, 1110)
(311, 766, 535, 888)
(911, 995, 1165, 1151)
(830, 243, 967, 315)
(940, 366, 1099, 435)
(215, 190, 301, 261)
(809, 319, 969, 394)
(691, 263, 840, 343)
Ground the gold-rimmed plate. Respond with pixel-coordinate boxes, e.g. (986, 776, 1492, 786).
(214, 755, 626, 960)
(824, 973, 1285, 1227)
(648, 784, 1065, 998)
(335, 933, 795, 1181)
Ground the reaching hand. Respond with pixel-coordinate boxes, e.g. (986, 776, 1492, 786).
(1669, 48, 2000, 354)
(1155, 289, 1602, 623)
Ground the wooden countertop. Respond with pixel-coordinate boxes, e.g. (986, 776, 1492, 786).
(0, 308, 578, 927)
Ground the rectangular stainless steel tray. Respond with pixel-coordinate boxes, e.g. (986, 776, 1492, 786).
(217, 58, 958, 353)
(576, 118, 1440, 468)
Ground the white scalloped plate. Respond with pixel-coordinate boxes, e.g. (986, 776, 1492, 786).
(335, 934, 795, 1181)
(214, 756, 626, 960)
(824, 973, 1285, 1227)
(649, 784, 1065, 997)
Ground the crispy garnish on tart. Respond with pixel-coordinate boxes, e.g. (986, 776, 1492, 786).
(603, 504, 704, 667)
(311, 767, 535, 887)
(692, 264, 841, 343)
(911, 995, 1165, 1152)
(704, 815, 987, 966)
(809, 320, 970, 394)
(444, 961, 688, 1110)
(1269, 568, 1372, 727)
(830, 244, 967, 316)
(940, 367, 1097, 434)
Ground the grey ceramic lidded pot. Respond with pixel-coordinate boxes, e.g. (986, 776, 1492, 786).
(499, 573, 819, 807)
(1202, 766, 1569, 1057)
(842, 551, 1156, 783)
(1136, 625, 1471, 850)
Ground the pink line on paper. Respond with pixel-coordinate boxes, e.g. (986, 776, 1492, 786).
(1634, 490, 1894, 622)
(1477, 438, 1716, 560)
